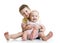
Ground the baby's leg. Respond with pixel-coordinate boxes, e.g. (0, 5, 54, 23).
(22, 31, 28, 41)
(39, 31, 53, 41)
(30, 27, 38, 40)
(4, 32, 23, 41)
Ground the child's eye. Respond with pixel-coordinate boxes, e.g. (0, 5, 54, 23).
(32, 15, 34, 17)
(26, 10, 27, 12)
(23, 13, 25, 15)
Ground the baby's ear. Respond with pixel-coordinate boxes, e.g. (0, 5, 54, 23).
(38, 15, 40, 20)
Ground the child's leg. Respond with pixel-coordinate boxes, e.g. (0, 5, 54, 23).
(22, 31, 28, 41)
(4, 32, 23, 41)
(39, 31, 53, 41)
(4, 32, 9, 40)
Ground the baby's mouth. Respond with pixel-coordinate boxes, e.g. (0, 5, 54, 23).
(33, 18, 36, 20)
(32, 18, 38, 22)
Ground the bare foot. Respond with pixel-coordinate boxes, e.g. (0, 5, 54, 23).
(43, 31, 53, 41)
(47, 31, 53, 38)
(4, 32, 9, 41)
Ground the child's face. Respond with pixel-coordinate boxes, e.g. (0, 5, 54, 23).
(20, 7, 31, 18)
(30, 11, 39, 22)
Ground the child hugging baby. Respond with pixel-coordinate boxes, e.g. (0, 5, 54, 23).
(22, 10, 53, 41)
(4, 4, 53, 41)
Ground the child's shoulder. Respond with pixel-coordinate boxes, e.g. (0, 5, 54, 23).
(22, 18, 28, 23)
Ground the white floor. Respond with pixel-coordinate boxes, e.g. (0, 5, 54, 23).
(0, 30, 59, 43)
(6, 39, 53, 43)
(0, 36, 55, 43)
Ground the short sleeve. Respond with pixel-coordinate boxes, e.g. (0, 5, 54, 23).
(22, 18, 28, 24)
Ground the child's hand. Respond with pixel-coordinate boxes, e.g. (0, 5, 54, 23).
(23, 24, 32, 31)
(26, 24, 32, 30)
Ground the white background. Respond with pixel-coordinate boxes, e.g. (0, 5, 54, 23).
(0, 0, 60, 43)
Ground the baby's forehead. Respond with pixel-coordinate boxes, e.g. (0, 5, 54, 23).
(30, 10, 39, 15)
(31, 10, 38, 13)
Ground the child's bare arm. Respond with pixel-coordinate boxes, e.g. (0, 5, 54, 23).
(21, 23, 32, 31)
(25, 24, 32, 30)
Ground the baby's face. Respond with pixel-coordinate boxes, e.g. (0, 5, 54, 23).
(20, 7, 31, 18)
(30, 11, 39, 22)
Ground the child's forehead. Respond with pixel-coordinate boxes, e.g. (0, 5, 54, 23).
(21, 7, 29, 11)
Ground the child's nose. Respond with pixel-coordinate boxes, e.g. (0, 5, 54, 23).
(25, 12, 28, 15)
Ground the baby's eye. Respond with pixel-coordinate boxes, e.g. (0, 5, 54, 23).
(36, 16, 37, 17)
(35, 15, 37, 17)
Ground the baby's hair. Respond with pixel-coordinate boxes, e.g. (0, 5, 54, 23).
(19, 4, 30, 12)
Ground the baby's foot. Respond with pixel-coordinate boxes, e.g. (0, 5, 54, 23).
(4, 32, 9, 41)
(47, 31, 53, 38)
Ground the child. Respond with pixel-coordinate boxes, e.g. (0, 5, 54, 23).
(22, 10, 53, 41)
(4, 4, 53, 41)
(4, 4, 33, 41)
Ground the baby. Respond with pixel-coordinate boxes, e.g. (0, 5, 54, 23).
(22, 10, 40, 40)
(22, 10, 53, 41)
